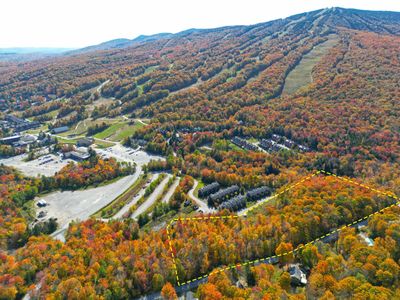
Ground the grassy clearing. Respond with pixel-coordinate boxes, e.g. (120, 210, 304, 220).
(228, 142, 245, 152)
(93, 121, 144, 142)
(110, 122, 144, 142)
(26, 124, 49, 134)
(93, 122, 126, 139)
(93, 139, 115, 148)
(56, 137, 79, 144)
(93, 173, 150, 218)
(59, 118, 118, 137)
(194, 180, 205, 198)
(282, 35, 339, 95)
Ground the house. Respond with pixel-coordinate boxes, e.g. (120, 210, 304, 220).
(0, 135, 21, 145)
(231, 136, 259, 151)
(20, 135, 37, 144)
(288, 264, 307, 286)
(6, 115, 24, 124)
(77, 137, 94, 147)
(283, 139, 296, 149)
(259, 139, 274, 150)
(15, 120, 40, 132)
(51, 126, 69, 134)
(198, 182, 220, 198)
(4, 115, 40, 132)
(12, 135, 37, 148)
(259, 139, 290, 152)
(208, 185, 240, 207)
(271, 134, 282, 142)
(63, 147, 91, 161)
(219, 194, 246, 211)
(64, 151, 90, 161)
(298, 145, 311, 152)
(246, 186, 271, 201)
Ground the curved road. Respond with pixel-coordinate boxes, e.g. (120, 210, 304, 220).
(188, 179, 216, 214)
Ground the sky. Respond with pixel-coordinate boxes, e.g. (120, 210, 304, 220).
(1, 0, 399, 48)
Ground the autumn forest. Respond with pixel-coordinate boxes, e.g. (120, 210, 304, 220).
(0, 6, 400, 300)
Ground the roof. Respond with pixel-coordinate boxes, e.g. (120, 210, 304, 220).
(219, 194, 246, 210)
(51, 126, 69, 133)
(0, 135, 21, 141)
(288, 264, 307, 285)
(71, 151, 90, 160)
(199, 182, 220, 193)
(247, 186, 270, 197)
(209, 185, 239, 201)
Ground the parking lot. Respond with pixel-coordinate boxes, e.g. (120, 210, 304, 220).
(36, 170, 141, 230)
(0, 153, 71, 177)
(95, 143, 164, 166)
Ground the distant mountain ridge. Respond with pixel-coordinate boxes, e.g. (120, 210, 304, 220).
(3, 7, 400, 60)
(68, 33, 174, 54)
(0, 47, 74, 62)
(71, 7, 400, 54)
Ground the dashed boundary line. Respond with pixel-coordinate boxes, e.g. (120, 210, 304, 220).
(166, 170, 399, 286)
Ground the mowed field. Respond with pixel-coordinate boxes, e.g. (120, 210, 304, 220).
(282, 34, 339, 95)
(52, 118, 143, 144)
(94, 121, 144, 141)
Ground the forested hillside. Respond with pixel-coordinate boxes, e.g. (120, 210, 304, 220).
(1, 6, 400, 299)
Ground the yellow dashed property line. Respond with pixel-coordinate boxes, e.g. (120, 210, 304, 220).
(319, 170, 398, 201)
(245, 171, 321, 214)
(166, 169, 398, 287)
(166, 223, 181, 286)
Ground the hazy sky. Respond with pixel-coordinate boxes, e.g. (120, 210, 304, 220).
(1, 0, 399, 48)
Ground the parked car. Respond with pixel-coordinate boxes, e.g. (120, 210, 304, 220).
(38, 211, 47, 218)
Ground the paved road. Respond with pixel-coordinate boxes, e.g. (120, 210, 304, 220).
(162, 177, 180, 203)
(131, 174, 172, 219)
(111, 166, 150, 219)
(188, 180, 216, 214)
(238, 195, 275, 216)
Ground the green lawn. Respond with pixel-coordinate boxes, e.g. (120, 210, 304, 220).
(110, 122, 144, 142)
(93, 140, 115, 148)
(194, 179, 205, 198)
(56, 137, 79, 144)
(57, 119, 118, 137)
(94, 122, 127, 139)
(26, 124, 49, 134)
(93, 121, 144, 142)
